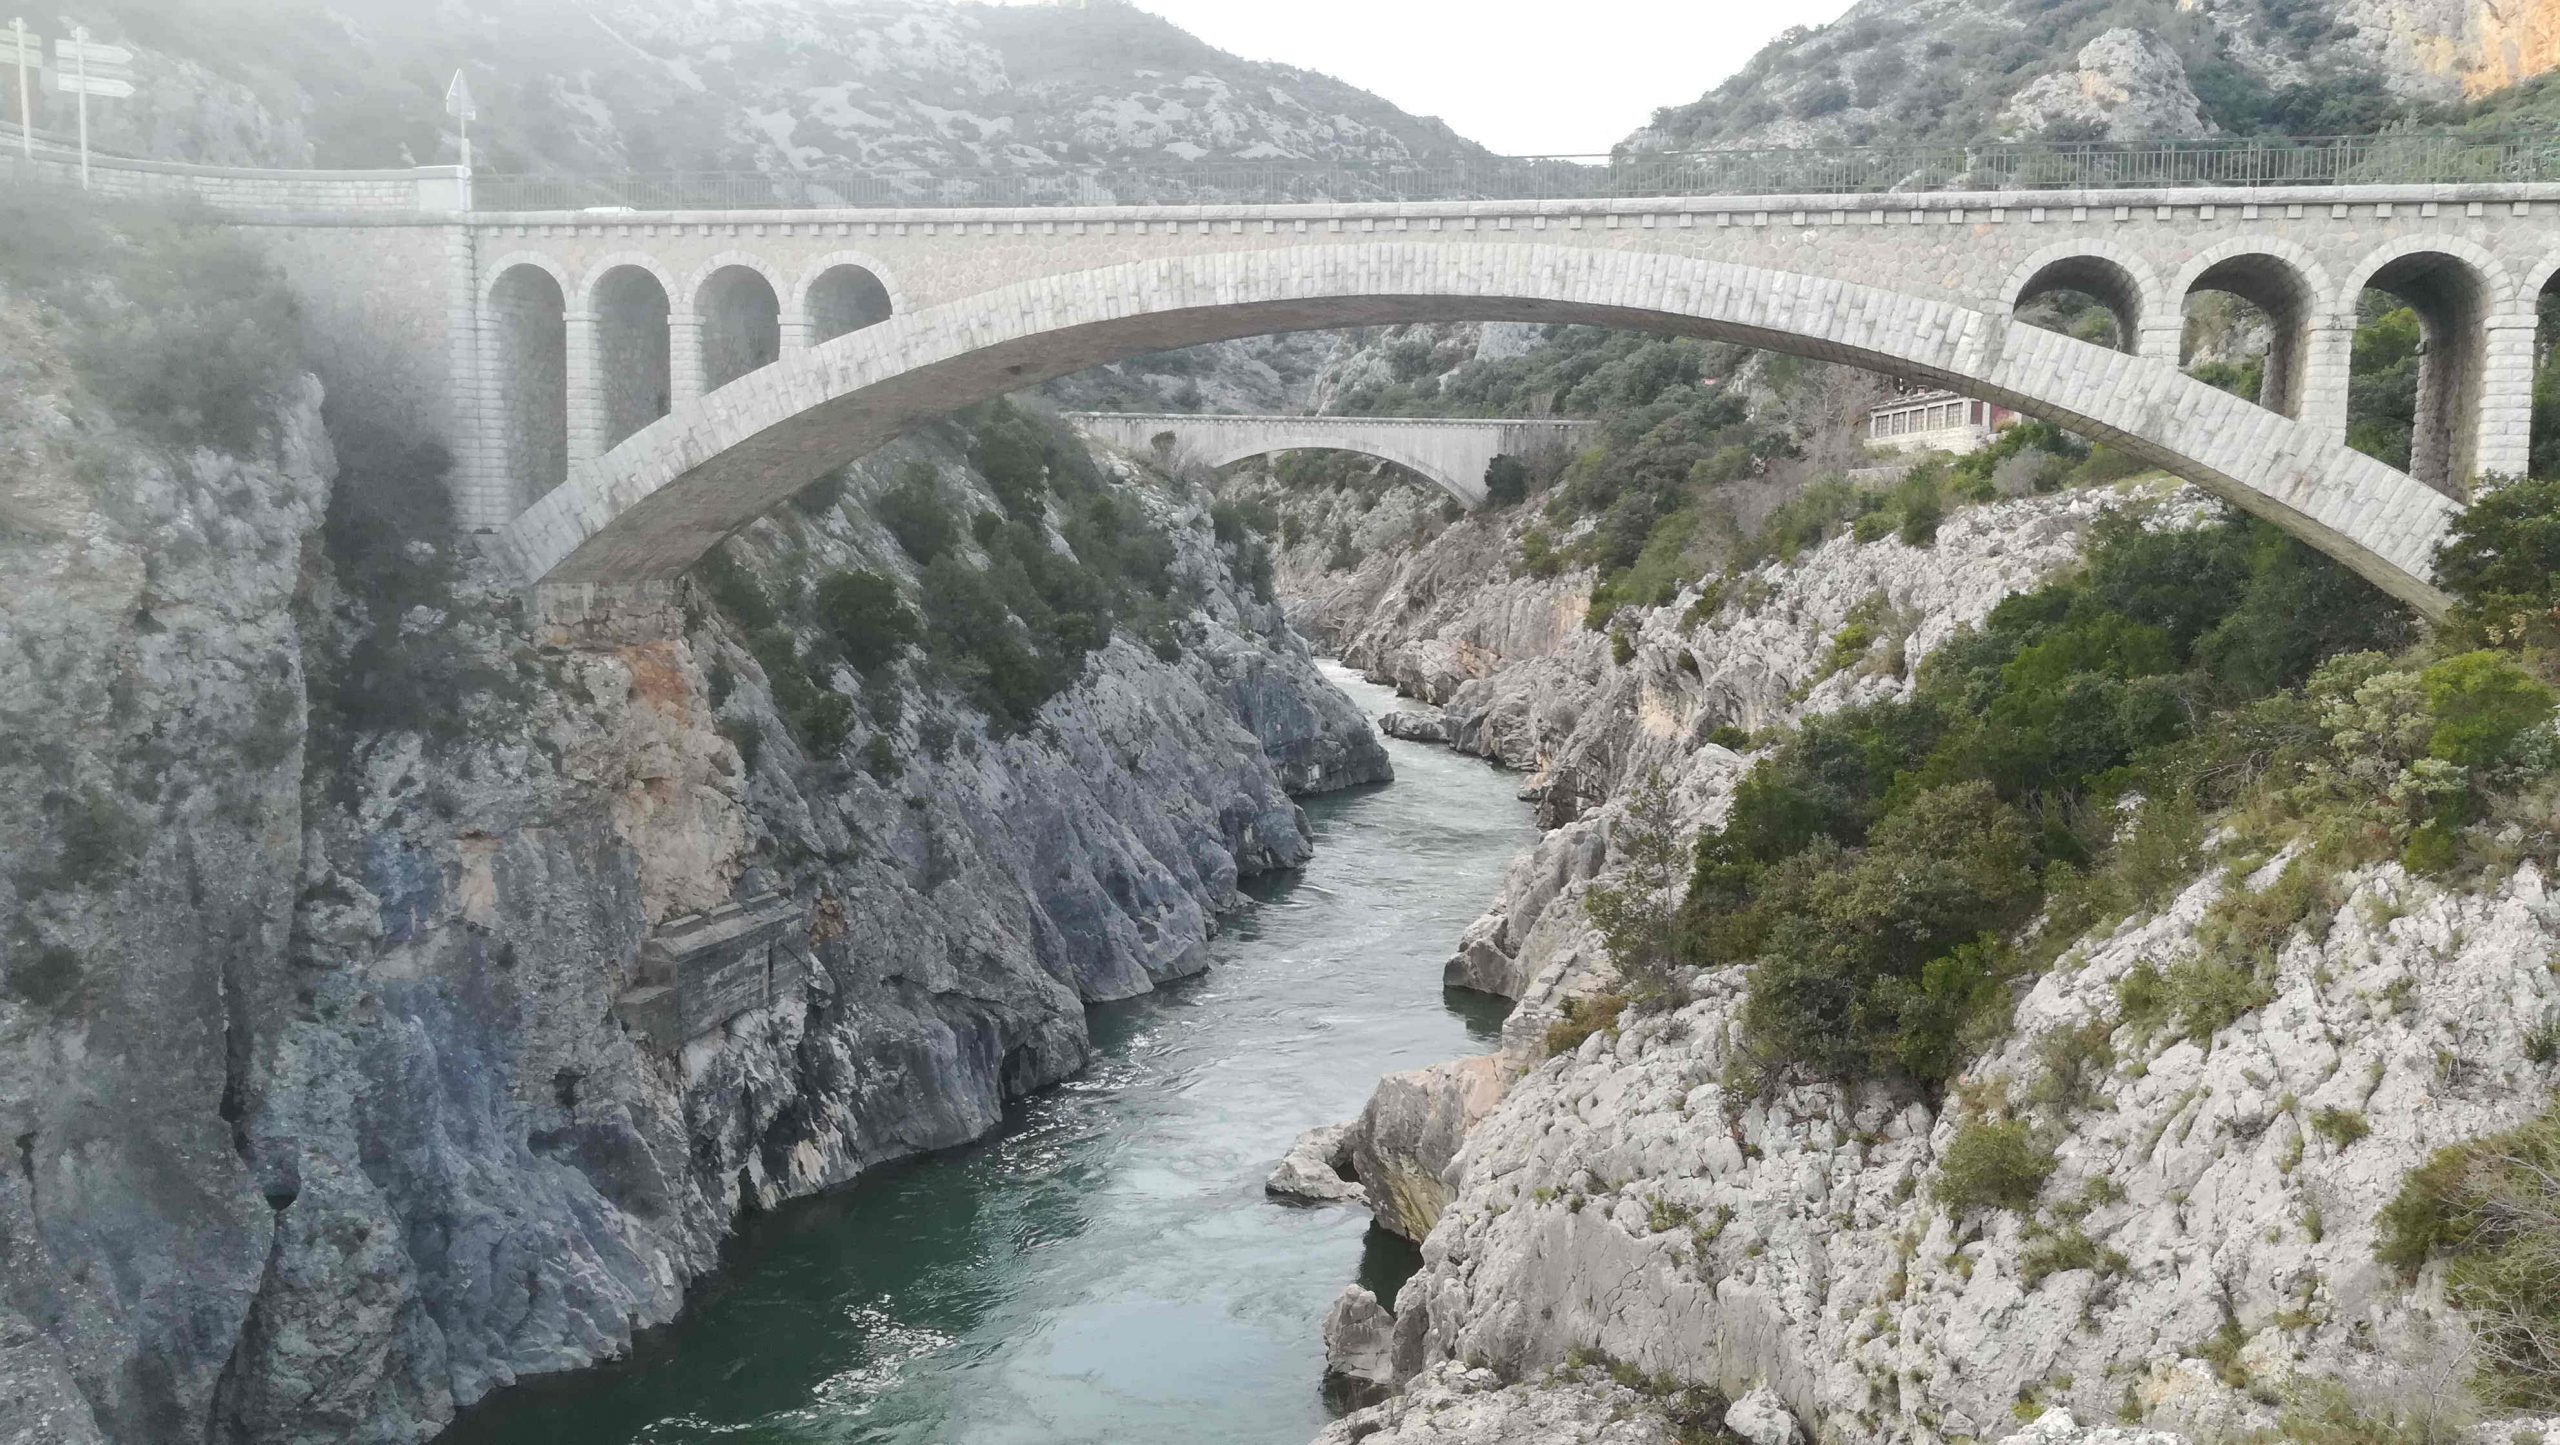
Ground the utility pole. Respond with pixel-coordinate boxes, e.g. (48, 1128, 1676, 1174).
(6, 18, 32, 160)
(71, 23, 84, 186)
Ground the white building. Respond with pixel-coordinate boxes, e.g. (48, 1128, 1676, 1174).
(1866, 389, 2016, 455)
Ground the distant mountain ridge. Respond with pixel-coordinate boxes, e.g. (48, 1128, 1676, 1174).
(29, 0, 1487, 176)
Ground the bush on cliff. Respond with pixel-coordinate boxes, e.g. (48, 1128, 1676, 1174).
(0, 189, 300, 459)
(2377, 1098, 2560, 1408)
(1680, 511, 2416, 1088)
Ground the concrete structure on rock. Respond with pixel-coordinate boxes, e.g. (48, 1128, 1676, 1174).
(39, 143, 2560, 618)
(1866, 390, 2020, 456)
(1072, 413, 1594, 505)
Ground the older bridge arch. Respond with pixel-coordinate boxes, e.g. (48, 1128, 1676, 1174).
(491, 243, 2460, 616)
(1072, 413, 1596, 506)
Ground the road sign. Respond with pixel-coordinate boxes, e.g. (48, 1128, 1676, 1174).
(0, 25, 39, 66)
(51, 71, 130, 97)
(444, 69, 474, 121)
(51, 36, 129, 68)
(54, 27, 134, 188)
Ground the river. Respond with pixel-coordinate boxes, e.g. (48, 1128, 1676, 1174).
(444, 663, 1534, 1445)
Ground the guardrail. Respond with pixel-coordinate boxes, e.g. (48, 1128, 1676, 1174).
(471, 133, 2560, 212)
(0, 144, 467, 214)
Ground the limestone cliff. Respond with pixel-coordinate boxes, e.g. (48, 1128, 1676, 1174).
(0, 229, 1386, 1442)
(1247, 465, 2558, 1445)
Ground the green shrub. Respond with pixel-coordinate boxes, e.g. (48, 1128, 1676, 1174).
(2020, 1224, 2127, 1287)
(1484, 454, 1532, 506)
(1611, 632, 1637, 666)
(2419, 651, 2553, 768)
(1936, 1114, 2055, 1214)
(2435, 475, 2560, 648)
(877, 462, 958, 563)
(2277, 1376, 2475, 1445)
(1583, 770, 1692, 1008)
(0, 190, 301, 458)
(2310, 1107, 2370, 1148)
(1544, 992, 1630, 1058)
(2376, 1100, 2560, 1407)
(812, 570, 919, 672)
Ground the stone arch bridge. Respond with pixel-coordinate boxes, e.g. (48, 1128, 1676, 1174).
(55, 144, 2560, 618)
(1072, 413, 1596, 505)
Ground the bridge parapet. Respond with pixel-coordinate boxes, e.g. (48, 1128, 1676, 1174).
(0, 145, 466, 215)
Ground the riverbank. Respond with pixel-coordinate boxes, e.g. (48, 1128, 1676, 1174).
(440, 666, 1533, 1445)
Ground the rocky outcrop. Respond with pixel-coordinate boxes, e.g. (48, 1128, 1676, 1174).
(2000, 29, 2213, 141)
(1377, 711, 1450, 744)
(1322, 1286, 1398, 1388)
(1269, 1123, 1369, 1205)
(1315, 1362, 1702, 1444)
(1348, 1055, 1510, 1241)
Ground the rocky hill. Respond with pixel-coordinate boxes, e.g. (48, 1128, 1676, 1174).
(35, 0, 1482, 176)
(1628, 0, 2560, 151)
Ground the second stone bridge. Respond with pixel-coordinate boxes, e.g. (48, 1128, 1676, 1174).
(1071, 413, 1596, 505)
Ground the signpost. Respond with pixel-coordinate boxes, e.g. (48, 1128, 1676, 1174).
(444, 69, 473, 172)
(1, 18, 39, 160)
(52, 27, 133, 188)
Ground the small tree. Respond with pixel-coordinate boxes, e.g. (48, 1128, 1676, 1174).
(813, 570, 919, 672)
(1583, 767, 1691, 1008)
(1483, 454, 1531, 507)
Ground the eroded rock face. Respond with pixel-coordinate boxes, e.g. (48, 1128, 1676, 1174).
(2000, 29, 2213, 140)
(1348, 1055, 1510, 1242)
(1322, 1286, 1398, 1387)
(1270, 1123, 1369, 1205)
(0, 283, 1389, 1445)
(1313, 1363, 1686, 1445)
(1259, 464, 2555, 1443)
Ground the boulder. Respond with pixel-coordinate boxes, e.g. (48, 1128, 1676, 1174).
(1378, 710, 1451, 744)
(1348, 1054, 1509, 1240)
(1266, 1123, 1367, 1204)
(1723, 1386, 1802, 1445)
(1321, 1285, 1397, 1386)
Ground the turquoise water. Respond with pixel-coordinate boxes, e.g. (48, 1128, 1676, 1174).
(443, 665, 1532, 1445)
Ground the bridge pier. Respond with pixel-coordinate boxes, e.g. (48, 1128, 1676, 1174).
(670, 314, 705, 408)
(564, 309, 604, 467)
(2476, 322, 2539, 482)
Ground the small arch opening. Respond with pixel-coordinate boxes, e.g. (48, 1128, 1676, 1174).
(2348, 251, 2490, 492)
(697, 265, 782, 393)
(807, 265, 894, 344)
(2181, 253, 2314, 417)
(594, 265, 672, 450)
(2014, 255, 2144, 354)
(488, 265, 567, 509)
(2531, 270, 2560, 479)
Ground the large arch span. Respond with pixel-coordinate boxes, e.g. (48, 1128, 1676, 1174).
(493, 243, 2460, 617)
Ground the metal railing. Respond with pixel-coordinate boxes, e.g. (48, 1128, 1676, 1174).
(471, 132, 2560, 212)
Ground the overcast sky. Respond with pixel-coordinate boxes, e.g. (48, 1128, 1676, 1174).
(983, 0, 1864, 154)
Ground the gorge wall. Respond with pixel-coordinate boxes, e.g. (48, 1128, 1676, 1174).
(0, 212, 1387, 1444)
(1234, 458, 2560, 1445)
